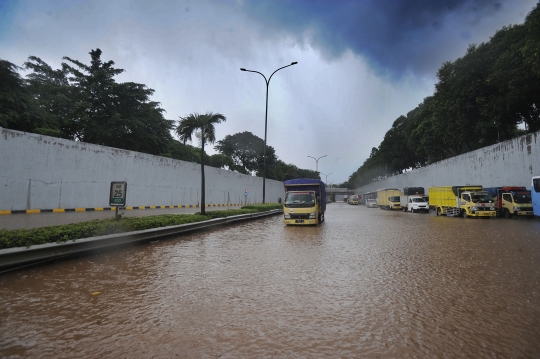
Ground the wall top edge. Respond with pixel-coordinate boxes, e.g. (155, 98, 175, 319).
(0, 127, 285, 186)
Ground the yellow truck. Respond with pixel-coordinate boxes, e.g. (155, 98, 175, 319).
(376, 189, 402, 210)
(283, 178, 326, 225)
(428, 186, 496, 217)
(484, 187, 534, 218)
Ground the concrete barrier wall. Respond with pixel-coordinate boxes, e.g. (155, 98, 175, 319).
(0, 128, 285, 210)
(355, 131, 540, 195)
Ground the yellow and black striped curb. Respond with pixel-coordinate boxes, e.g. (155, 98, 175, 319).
(0, 203, 253, 215)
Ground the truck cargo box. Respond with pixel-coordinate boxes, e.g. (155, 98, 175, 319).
(403, 187, 425, 196)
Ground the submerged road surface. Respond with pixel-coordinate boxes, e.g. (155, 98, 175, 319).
(1, 202, 540, 358)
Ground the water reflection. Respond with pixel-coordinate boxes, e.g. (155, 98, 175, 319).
(1, 203, 539, 358)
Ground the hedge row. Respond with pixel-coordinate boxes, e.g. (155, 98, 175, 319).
(0, 204, 282, 249)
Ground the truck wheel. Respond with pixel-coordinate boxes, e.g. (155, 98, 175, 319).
(402, 207, 407, 212)
(411, 208, 415, 213)
(504, 209, 512, 219)
(460, 209, 466, 218)
(436, 207, 441, 216)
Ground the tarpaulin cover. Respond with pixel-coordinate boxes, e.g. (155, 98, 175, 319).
(284, 178, 326, 212)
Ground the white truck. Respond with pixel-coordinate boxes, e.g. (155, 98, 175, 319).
(400, 187, 429, 213)
(401, 195, 429, 213)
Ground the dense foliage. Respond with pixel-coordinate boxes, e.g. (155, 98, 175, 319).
(215, 131, 319, 181)
(9, 49, 175, 155)
(0, 60, 52, 133)
(215, 131, 276, 174)
(0, 204, 282, 249)
(343, 5, 540, 189)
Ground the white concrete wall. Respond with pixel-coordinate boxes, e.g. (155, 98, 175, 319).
(0, 128, 285, 210)
(356, 131, 540, 195)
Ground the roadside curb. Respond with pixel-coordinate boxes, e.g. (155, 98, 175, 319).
(0, 209, 283, 272)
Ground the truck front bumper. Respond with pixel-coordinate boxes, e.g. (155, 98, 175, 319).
(471, 211, 496, 217)
(516, 211, 534, 216)
(284, 219, 318, 225)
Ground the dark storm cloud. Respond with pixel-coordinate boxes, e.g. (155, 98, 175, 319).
(240, 0, 510, 78)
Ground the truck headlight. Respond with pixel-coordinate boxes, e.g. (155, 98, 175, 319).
(490, 207, 496, 211)
(472, 206, 478, 211)
(309, 212, 316, 218)
(513, 207, 521, 212)
(284, 213, 291, 219)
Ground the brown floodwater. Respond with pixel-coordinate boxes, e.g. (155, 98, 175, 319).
(1, 203, 540, 358)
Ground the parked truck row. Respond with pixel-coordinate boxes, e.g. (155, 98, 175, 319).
(362, 182, 538, 219)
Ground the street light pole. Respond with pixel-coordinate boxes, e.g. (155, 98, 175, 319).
(307, 155, 327, 173)
(241, 62, 298, 204)
(320, 172, 332, 186)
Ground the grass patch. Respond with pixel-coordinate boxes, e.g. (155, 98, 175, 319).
(198, 203, 282, 219)
(0, 204, 282, 250)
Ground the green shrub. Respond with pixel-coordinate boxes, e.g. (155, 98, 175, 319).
(242, 203, 282, 211)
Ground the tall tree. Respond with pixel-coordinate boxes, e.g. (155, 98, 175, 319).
(62, 49, 124, 144)
(215, 131, 276, 174)
(176, 112, 226, 214)
(60, 48, 174, 154)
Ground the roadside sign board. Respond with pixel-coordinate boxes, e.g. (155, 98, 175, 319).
(109, 182, 127, 206)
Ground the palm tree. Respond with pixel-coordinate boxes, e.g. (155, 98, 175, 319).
(176, 112, 226, 214)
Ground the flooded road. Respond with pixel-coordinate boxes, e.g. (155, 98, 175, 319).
(1, 202, 540, 358)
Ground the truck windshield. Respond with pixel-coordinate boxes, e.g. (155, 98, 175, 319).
(389, 196, 400, 202)
(471, 192, 493, 203)
(412, 198, 426, 203)
(513, 193, 531, 203)
(284, 192, 316, 208)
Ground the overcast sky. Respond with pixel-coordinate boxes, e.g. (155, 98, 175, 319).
(1, 0, 537, 184)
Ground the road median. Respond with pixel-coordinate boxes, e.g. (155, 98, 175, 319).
(0, 208, 282, 272)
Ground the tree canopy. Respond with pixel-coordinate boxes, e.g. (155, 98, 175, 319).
(344, 4, 540, 189)
(214, 130, 318, 181)
(215, 131, 277, 174)
(0, 49, 174, 155)
(0, 59, 52, 134)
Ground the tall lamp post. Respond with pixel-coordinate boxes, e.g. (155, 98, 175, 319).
(320, 172, 332, 186)
(307, 155, 327, 173)
(241, 62, 298, 203)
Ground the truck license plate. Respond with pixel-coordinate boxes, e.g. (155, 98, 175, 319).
(295, 220, 304, 223)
